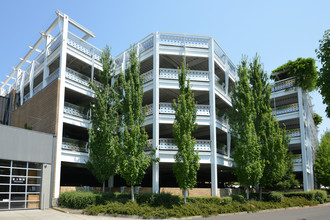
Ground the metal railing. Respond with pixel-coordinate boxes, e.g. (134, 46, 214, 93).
(62, 137, 88, 153)
(159, 68, 209, 81)
(272, 77, 295, 92)
(63, 102, 89, 119)
(293, 155, 302, 163)
(65, 67, 102, 88)
(146, 138, 211, 151)
(286, 128, 300, 138)
(145, 103, 210, 116)
(272, 103, 299, 115)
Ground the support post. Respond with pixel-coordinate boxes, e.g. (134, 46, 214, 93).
(19, 69, 24, 105)
(152, 32, 160, 194)
(54, 13, 69, 198)
(43, 34, 52, 88)
(298, 88, 308, 192)
(108, 176, 114, 192)
(227, 127, 231, 158)
(29, 61, 35, 98)
(225, 64, 229, 96)
(209, 37, 218, 196)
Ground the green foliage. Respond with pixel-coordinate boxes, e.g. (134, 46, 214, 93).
(24, 123, 32, 130)
(83, 196, 317, 218)
(271, 57, 318, 91)
(117, 47, 152, 200)
(268, 191, 283, 202)
(283, 190, 327, 203)
(172, 59, 200, 203)
(231, 194, 246, 203)
(316, 30, 330, 117)
(271, 152, 299, 190)
(87, 46, 120, 186)
(58, 191, 100, 209)
(315, 131, 330, 187)
(228, 56, 264, 199)
(248, 55, 288, 191)
(313, 113, 323, 127)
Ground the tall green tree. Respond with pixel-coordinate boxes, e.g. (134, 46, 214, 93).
(118, 47, 152, 201)
(315, 131, 330, 187)
(173, 60, 200, 204)
(87, 46, 120, 192)
(249, 55, 288, 200)
(316, 30, 330, 118)
(228, 57, 263, 201)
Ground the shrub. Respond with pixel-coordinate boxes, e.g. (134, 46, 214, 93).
(58, 191, 100, 209)
(314, 190, 327, 203)
(326, 195, 330, 203)
(283, 191, 314, 201)
(220, 196, 233, 204)
(186, 196, 221, 204)
(152, 193, 181, 208)
(231, 194, 245, 203)
(268, 191, 283, 202)
(283, 190, 327, 203)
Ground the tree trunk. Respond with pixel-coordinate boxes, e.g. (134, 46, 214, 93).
(259, 185, 263, 201)
(184, 189, 188, 204)
(246, 185, 250, 201)
(131, 185, 135, 201)
(102, 182, 105, 192)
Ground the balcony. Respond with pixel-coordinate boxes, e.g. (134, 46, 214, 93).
(63, 102, 90, 128)
(65, 67, 102, 95)
(293, 154, 302, 163)
(148, 138, 211, 152)
(272, 103, 299, 115)
(286, 128, 300, 138)
(272, 78, 295, 92)
(145, 102, 210, 117)
(62, 137, 88, 153)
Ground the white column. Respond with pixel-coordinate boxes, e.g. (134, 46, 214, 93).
(54, 14, 69, 198)
(297, 87, 308, 192)
(43, 34, 52, 88)
(209, 38, 218, 196)
(152, 32, 160, 194)
(227, 127, 231, 158)
(19, 69, 24, 105)
(225, 64, 229, 96)
(91, 48, 95, 81)
(29, 61, 35, 98)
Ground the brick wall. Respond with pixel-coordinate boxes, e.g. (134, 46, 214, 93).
(10, 79, 60, 134)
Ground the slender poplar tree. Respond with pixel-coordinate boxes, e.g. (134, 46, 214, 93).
(248, 55, 288, 200)
(87, 46, 120, 192)
(228, 57, 263, 201)
(118, 47, 152, 201)
(173, 59, 200, 204)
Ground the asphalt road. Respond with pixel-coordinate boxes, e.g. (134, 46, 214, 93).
(0, 204, 329, 220)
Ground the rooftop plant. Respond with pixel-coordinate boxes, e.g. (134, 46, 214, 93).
(271, 58, 318, 91)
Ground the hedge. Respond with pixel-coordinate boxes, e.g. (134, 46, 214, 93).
(283, 190, 327, 203)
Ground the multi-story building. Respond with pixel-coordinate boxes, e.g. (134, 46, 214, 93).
(0, 11, 318, 206)
(270, 73, 318, 191)
(0, 11, 236, 200)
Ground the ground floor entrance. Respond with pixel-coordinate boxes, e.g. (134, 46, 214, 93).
(0, 159, 42, 210)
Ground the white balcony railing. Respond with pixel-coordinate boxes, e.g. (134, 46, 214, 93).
(62, 137, 88, 153)
(286, 128, 300, 138)
(216, 115, 227, 127)
(33, 83, 43, 96)
(65, 67, 103, 88)
(64, 102, 89, 119)
(293, 155, 302, 163)
(272, 78, 295, 92)
(147, 138, 211, 151)
(272, 103, 299, 115)
(159, 68, 209, 81)
(145, 103, 210, 116)
(67, 32, 102, 61)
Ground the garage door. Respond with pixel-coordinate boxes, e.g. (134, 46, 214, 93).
(0, 159, 41, 210)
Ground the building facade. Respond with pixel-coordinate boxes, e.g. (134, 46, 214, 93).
(271, 74, 318, 191)
(0, 11, 318, 203)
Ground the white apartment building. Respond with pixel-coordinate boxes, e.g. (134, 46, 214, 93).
(0, 11, 317, 201)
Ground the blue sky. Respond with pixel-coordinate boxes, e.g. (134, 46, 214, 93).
(0, 0, 329, 139)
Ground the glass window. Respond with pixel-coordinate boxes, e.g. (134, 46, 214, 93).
(11, 185, 25, 193)
(12, 169, 26, 176)
(0, 176, 10, 184)
(28, 170, 40, 177)
(11, 194, 26, 201)
(10, 202, 25, 209)
(12, 161, 27, 168)
(12, 177, 26, 184)
(0, 194, 9, 201)
(0, 202, 9, 210)
(28, 163, 41, 169)
(0, 185, 9, 192)
(0, 167, 10, 175)
(28, 177, 40, 185)
(0, 160, 10, 167)
(27, 186, 40, 193)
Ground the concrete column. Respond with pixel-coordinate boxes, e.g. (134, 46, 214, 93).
(29, 61, 35, 98)
(43, 34, 52, 88)
(152, 32, 160, 194)
(209, 38, 218, 196)
(298, 88, 308, 191)
(54, 14, 69, 198)
(227, 127, 231, 158)
(108, 176, 114, 191)
(19, 69, 24, 106)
